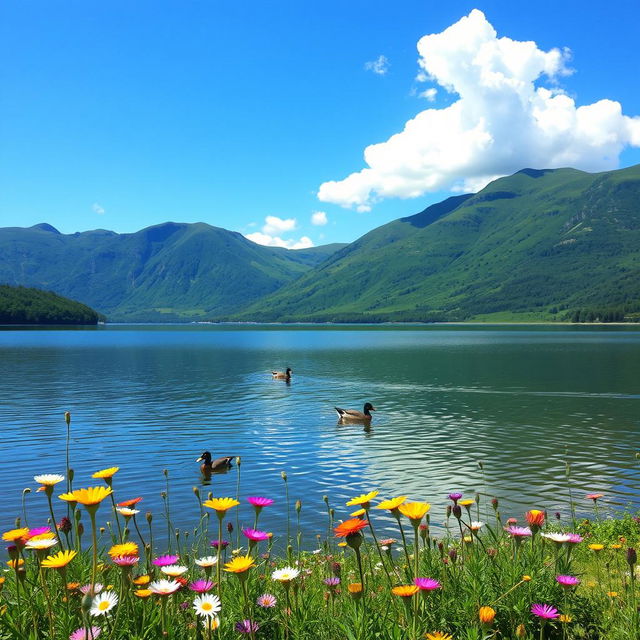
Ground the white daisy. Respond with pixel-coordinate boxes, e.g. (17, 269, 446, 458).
(470, 521, 484, 531)
(195, 556, 218, 567)
(271, 567, 300, 582)
(90, 590, 118, 616)
(25, 537, 58, 550)
(116, 507, 140, 517)
(541, 532, 572, 544)
(148, 579, 181, 595)
(160, 564, 188, 577)
(33, 474, 65, 486)
(193, 594, 222, 618)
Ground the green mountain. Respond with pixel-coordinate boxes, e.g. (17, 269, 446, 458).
(0, 285, 104, 325)
(237, 165, 640, 322)
(0, 222, 346, 321)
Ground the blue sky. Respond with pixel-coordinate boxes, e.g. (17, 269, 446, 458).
(1, 1, 639, 247)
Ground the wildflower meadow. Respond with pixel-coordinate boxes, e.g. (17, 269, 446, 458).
(0, 413, 638, 639)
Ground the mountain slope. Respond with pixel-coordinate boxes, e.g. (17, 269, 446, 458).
(237, 165, 640, 321)
(0, 222, 346, 321)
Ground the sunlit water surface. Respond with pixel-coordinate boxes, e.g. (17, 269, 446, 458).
(0, 324, 638, 545)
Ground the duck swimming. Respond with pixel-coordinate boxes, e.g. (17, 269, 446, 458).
(196, 451, 234, 473)
(272, 368, 292, 381)
(335, 402, 376, 423)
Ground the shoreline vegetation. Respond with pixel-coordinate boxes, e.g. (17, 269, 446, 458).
(1, 415, 638, 639)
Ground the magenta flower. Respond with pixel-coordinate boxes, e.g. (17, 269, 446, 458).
(531, 603, 559, 619)
(242, 528, 270, 542)
(556, 575, 580, 587)
(324, 577, 340, 587)
(111, 555, 139, 567)
(247, 496, 274, 508)
(448, 493, 462, 503)
(414, 577, 441, 591)
(256, 593, 277, 608)
(235, 619, 260, 634)
(567, 533, 583, 544)
(189, 579, 215, 593)
(506, 526, 532, 537)
(28, 527, 52, 537)
(210, 539, 229, 549)
(70, 627, 101, 640)
(152, 555, 179, 567)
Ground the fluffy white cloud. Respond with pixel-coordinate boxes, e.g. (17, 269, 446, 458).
(318, 9, 640, 210)
(92, 202, 105, 215)
(419, 87, 437, 101)
(311, 211, 328, 226)
(245, 215, 314, 249)
(365, 55, 389, 75)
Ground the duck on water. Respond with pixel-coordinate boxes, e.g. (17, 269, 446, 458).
(335, 402, 376, 423)
(196, 451, 234, 474)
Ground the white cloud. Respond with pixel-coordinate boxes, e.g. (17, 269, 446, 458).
(365, 55, 389, 76)
(311, 211, 328, 226)
(92, 203, 105, 215)
(419, 88, 437, 101)
(319, 9, 640, 210)
(245, 215, 314, 249)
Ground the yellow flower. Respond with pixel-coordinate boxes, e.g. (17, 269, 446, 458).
(479, 606, 496, 625)
(398, 502, 431, 522)
(108, 542, 139, 557)
(350, 508, 366, 517)
(458, 499, 475, 507)
(589, 544, 604, 551)
(59, 487, 112, 506)
(610, 544, 622, 550)
(607, 591, 619, 597)
(203, 497, 240, 514)
(7, 559, 24, 569)
(133, 575, 150, 585)
(424, 633, 454, 640)
(134, 589, 152, 598)
(41, 550, 77, 569)
(92, 467, 120, 480)
(559, 615, 572, 623)
(347, 583, 363, 599)
(374, 496, 407, 511)
(337, 542, 347, 547)
(522, 575, 532, 582)
(346, 490, 379, 507)
(223, 555, 255, 573)
(515, 624, 527, 638)
(2, 528, 29, 542)
(392, 584, 419, 597)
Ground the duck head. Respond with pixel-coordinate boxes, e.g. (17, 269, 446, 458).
(196, 451, 212, 464)
(363, 402, 376, 414)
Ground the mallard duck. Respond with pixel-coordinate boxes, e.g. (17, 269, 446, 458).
(335, 402, 376, 423)
(196, 451, 233, 473)
(272, 368, 292, 380)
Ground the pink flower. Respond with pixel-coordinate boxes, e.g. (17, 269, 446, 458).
(79, 583, 103, 595)
(189, 579, 214, 593)
(586, 493, 604, 501)
(506, 526, 532, 537)
(152, 555, 179, 567)
(70, 627, 101, 640)
(556, 575, 580, 587)
(247, 497, 274, 508)
(414, 577, 441, 591)
(242, 528, 270, 542)
(256, 593, 277, 608)
(567, 533, 583, 544)
(448, 493, 462, 503)
(506, 517, 518, 525)
(28, 527, 52, 538)
(531, 603, 559, 619)
(111, 555, 139, 567)
(235, 619, 260, 634)
(210, 540, 229, 549)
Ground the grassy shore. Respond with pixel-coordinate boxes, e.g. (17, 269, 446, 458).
(1, 424, 638, 639)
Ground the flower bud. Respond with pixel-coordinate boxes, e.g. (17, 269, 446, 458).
(163, 469, 169, 478)
(236, 456, 242, 466)
(227, 522, 234, 533)
(446, 505, 452, 518)
(146, 512, 153, 524)
(331, 562, 341, 576)
(77, 522, 84, 536)
(193, 486, 200, 498)
(452, 505, 462, 520)
(448, 548, 457, 563)
(68, 468, 75, 483)
(295, 500, 302, 513)
(491, 497, 498, 510)
(627, 548, 637, 567)
(57, 517, 72, 534)
(323, 495, 329, 504)
(516, 623, 527, 638)
(65, 411, 71, 426)
(281, 471, 287, 481)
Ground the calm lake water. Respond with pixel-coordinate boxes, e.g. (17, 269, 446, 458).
(1, 324, 638, 545)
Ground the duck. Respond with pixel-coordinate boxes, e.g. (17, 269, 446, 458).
(335, 402, 376, 423)
(272, 367, 292, 381)
(196, 451, 234, 473)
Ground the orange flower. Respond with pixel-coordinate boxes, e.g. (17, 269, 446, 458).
(398, 502, 431, 523)
(117, 497, 143, 507)
(108, 542, 139, 557)
(59, 487, 112, 506)
(425, 633, 454, 640)
(134, 589, 152, 598)
(347, 582, 363, 599)
(334, 518, 369, 538)
(589, 544, 604, 552)
(479, 606, 496, 625)
(392, 585, 419, 597)
(2, 528, 30, 543)
(525, 510, 545, 527)
(133, 575, 150, 585)
(374, 496, 407, 512)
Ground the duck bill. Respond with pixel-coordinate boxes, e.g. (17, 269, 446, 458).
(196, 456, 203, 462)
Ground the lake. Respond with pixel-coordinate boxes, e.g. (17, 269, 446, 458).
(1, 324, 638, 546)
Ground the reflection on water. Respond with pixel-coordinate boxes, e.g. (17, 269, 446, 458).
(0, 324, 638, 544)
